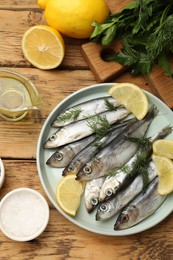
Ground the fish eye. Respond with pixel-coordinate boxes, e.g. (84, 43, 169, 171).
(121, 212, 129, 223)
(105, 188, 113, 197)
(55, 152, 63, 161)
(100, 204, 108, 212)
(90, 197, 98, 206)
(50, 134, 56, 141)
(83, 165, 92, 175)
(68, 164, 75, 172)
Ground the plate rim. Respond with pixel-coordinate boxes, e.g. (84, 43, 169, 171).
(36, 82, 173, 236)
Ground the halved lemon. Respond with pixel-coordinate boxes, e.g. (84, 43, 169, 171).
(22, 25, 65, 70)
(153, 139, 173, 159)
(108, 83, 149, 120)
(152, 155, 173, 195)
(56, 174, 84, 216)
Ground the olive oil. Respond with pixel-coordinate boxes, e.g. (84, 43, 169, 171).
(0, 70, 41, 121)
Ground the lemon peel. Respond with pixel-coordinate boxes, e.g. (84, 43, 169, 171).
(108, 83, 149, 120)
(153, 139, 173, 159)
(56, 174, 84, 216)
(152, 155, 173, 195)
(38, 0, 109, 39)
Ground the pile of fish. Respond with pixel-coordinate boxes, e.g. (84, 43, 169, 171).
(43, 96, 172, 230)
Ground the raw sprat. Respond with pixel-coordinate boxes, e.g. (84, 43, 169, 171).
(98, 126, 172, 203)
(43, 107, 129, 148)
(43, 84, 173, 230)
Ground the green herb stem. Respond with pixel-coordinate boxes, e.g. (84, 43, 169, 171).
(90, 0, 173, 76)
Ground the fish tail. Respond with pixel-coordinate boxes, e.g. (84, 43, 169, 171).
(144, 104, 158, 121)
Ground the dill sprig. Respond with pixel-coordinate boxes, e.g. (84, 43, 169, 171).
(56, 108, 82, 123)
(128, 150, 151, 191)
(123, 135, 151, 149)
(141, 165, 150, 192)
(104, 98, 117, 111)
(108, 144, 151, 190)
(94, 139, 106, 150)
(90, 1, 173, 76)
(129, 151, 150, 176)
(87, 114, 111, 138)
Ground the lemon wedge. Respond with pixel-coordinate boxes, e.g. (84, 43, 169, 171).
(153, 139, 173, 159)
(22, 25, 65, 70)
(56, 174, 83, 216)
(152, 155, 173, 195)
(108, 83, 149, 120)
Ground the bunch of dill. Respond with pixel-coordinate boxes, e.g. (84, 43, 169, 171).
(90, 0, 173, 77)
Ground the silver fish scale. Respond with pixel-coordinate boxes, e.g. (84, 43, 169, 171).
(76, 106, 157, 181)
(114, 176, 166, 230)
(99, 125, 172, 202)
(44, 107, 129, 148)
(46, 134, 96, 168)
(84, 177, 105, 213)
(62, 119, 133, 176)
(96, 161, 157, 221)
(52, 96, 118, 127)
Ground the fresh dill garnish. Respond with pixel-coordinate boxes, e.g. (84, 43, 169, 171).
(123, 135, 151, 149)
(104, 98, 117, 111)
(94, 139, 106, 150)
(121, 164, 132, 174)
(56, 108, 82, 123)
(108, 146, 151, 190)
(87, 114, 111, 138)
(128, 150, 151, 191)
(141, 165, 150, 192)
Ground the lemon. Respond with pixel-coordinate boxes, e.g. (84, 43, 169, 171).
(37, 0, 47, 9)
(152, 155, 173, 195)
(153, 139, 173, 159)
(37, 0, 109, 39)
(108, 83, 149, 120)
(56, 175, 84, 216)
(22, 25, 65, 70)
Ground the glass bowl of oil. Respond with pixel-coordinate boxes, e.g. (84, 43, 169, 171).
(0, 69, 41, 121)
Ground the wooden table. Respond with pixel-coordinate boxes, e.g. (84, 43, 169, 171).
(1, 1, 173, 259)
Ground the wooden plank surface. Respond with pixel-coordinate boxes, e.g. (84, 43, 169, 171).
(0, 1, 173, 260)
(1, 161, 173, 260)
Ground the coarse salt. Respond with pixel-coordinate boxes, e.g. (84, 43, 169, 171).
(0, 188, 49, 241)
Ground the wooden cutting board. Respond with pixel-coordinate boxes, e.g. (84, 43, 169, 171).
(81, 0, 173, 109)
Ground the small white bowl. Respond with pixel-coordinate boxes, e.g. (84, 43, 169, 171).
(0, 188, 49, 241)
(0, 159, 5, 189)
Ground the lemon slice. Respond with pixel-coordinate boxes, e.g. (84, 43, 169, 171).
(22, 25, 65, 70)
(152, 155, 173, 195)
(108, 83, 149, 120)
(153, 139, 173, 159)
(56, 174, 84, 216)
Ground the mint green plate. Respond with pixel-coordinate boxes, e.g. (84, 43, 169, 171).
(37, 83, 173, 236)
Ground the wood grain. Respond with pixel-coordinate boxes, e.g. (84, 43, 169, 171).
(0, 161, 173, 260)
(0, 10, 88, 69)
(81, 0, 130, 83)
